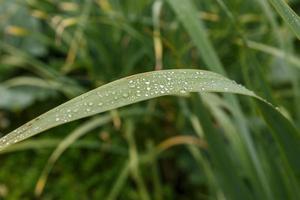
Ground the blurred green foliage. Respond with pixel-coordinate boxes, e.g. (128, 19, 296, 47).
(0, 0, 300, 199)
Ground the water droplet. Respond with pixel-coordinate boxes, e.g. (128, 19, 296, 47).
(86, 108, 91, 112)
(180, 89, 187, 94)
(88, 102, 93, 106)
(98, 102, 103, 106)
(129, 80, 135, 88)
(55, 118, 60, 122)
(123, 93, 129, 98)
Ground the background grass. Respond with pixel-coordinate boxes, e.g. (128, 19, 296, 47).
(0, 0, 300, 199)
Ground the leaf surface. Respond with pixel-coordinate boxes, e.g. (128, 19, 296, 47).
(0, 69, 257, 151)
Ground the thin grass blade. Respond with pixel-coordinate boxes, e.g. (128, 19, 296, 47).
(268, 0, 300, 39)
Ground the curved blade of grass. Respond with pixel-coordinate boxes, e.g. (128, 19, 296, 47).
(268, 0, 300, 39)
(2, 68, 300, 182)
(0, 69, 258, 151)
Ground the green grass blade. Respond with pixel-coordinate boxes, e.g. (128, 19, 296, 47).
(166, 0, 224, 74)
(106, 161, 131, 200)
(125, 119, 151, 200)
(0, 69, 257, 150)
(268, 0, 300, 39)
(167, 1, 273, 198)
(258, 101, 300, 174)
(244, 40, 300, 69)
(189, 95, 253, 199)
(257, 101, 300, 198)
